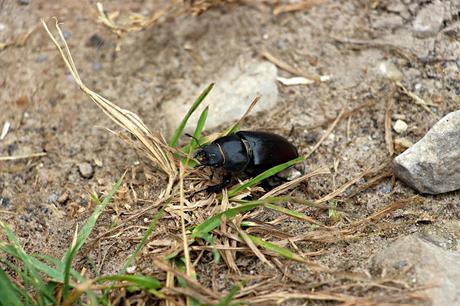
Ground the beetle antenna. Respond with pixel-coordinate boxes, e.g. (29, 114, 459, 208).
(185, 133, 201, 147)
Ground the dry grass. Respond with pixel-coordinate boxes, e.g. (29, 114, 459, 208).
(32, 16, 429, 306)
(95, 1, 242, 38)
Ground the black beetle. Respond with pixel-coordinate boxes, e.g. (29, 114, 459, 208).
(194, 131, 299, 191)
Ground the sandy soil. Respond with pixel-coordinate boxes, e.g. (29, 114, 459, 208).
(1, 0, 460, 304)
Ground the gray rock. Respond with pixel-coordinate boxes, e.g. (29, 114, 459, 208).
(394, 110, 460, 194)
(78, 162, 94, 179)
(372, 226, 460, 306)
(412, 1, 445, 38)
(162, 60, 278, 135)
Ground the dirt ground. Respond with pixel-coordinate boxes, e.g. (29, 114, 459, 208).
(2, 0, 460, 305)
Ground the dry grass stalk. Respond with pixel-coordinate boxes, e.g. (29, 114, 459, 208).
(330, 35, 418, 62)
(260, 51, 322, 82)
(246, 291, 367, 304)
(154, 259, 221, 300)
(0, 23, 37, 50)
(315, 166, 371, 204)
(42, 18, 177, 197)
(308, 100, 376, 129)
(166, 287, 215, 305)
(396, 81, 436, 113)
(96, 2, 174, 37)
(189, 0, 240, 15)
(353, 195, 422, 227)
(306, 108, 345, 160)
(273, 0, 325, 15)
(385, 84, 396, 156)
(231, 219, 274, 268)
(179, 163, 194, 283)
(261, 166, 330, 199)
(96, 1, 238, 37)
(345, 167, 393, 199)
(0, 152, 47, 161)
(219, 190, 240, 273)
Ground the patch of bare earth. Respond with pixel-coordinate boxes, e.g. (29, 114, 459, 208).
(1, 0, 460, 304)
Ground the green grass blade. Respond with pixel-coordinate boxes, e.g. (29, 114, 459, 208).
(96, 274, 162, 290)
(34, 254, 98, 304)
(33, 254, 86, 282)
(63, 176, 123, 298)
(0, 222, 57, 305)
(247, 234, 305, 263)
(216, 283, 242, 306)
(192, 197, 287, 239)
(227, 156, 304, 198)
(169, 83, 214, 148)
(183, 105, 209, 167)
(175, 258, 201, 306)
(190, 106, 208, 150)
(120, 203, 167, 273)
(0, 268, 23, 306)
(191, 203, 262, 239)
(264, 203, 321, 225)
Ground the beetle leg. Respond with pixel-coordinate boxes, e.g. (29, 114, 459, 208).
(206, 173, 232, 193)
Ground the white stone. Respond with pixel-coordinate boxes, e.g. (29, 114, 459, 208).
(393, 119, 408, 134)
(376, 61, 403, 82)
(162, 60, 278, 135)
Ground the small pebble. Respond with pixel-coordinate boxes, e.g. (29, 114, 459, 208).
(57, 192, 69, 204)
(126, 266, 137, 274)
(7, 142, 19, 155)
(392, 114, 406, 120)
(377, 61, 403, 82)
(35, 54, 48, 63)
(92, 62, 102, 71)
(18, 214, 32, 222)
(86, 34, 104, 48)
(78, 162, 94, 179)
(63, 31, 71, 40)
(48, 97, 57, 107)
(393, 119, 408, 134)
(79, 198, 88, 206)
(377, 181, 392, 194)
(394, 137, 413, 151)
(278, 167, 302, 181)
(18, 0, 29, 5)
(276, 40, 285, 49)
(0, 197, 11, 208)
(304, 132, 318, 144)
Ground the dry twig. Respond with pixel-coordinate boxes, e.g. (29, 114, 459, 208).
(273, 0, 325, 15)
(385, 84, 396, 156)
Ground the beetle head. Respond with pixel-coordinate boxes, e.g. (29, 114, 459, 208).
(194, 144, 224, 167)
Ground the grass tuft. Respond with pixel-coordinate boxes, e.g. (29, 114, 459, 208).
(0, 16, 423, 306)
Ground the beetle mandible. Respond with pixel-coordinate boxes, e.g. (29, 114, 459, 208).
(194, 131, 299, 191)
